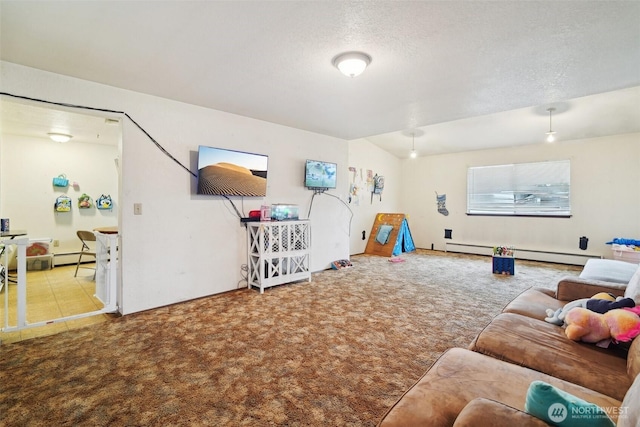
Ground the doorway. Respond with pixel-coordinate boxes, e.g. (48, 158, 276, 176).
(0, 98, 121, 344)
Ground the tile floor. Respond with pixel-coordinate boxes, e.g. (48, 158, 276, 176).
(0, 262, 110, 345)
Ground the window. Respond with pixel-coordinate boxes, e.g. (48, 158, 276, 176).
(467, 160, 570, 217)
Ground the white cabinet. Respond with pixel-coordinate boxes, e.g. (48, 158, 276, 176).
(247, 220, 311, 293)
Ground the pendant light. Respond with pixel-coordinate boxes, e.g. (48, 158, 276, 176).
(410, 133, 417, 158)
(545, 107, 556, 143)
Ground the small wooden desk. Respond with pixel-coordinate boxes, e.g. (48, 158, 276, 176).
(94, 226, 118, 234)
(1, 230, 28, 239)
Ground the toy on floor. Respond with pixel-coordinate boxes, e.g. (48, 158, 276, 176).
(564, 306, 640, 347)
(544, 292, 635, 326)
(331, 259, 352, 270)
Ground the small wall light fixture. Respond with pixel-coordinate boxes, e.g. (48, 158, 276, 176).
(410, 133, 417, 159)
(333, 52, 371, 77)
(48, 132, 73, 143)
(545, 107, 556, 143)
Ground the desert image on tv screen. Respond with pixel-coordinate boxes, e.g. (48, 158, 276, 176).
(197, 146, 268, 197)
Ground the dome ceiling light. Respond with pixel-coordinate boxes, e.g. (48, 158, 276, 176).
(333, 52, 371, 78)
(48, 132, 73, 143)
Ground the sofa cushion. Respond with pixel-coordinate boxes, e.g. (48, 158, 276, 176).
(624, 266, 640, 303)
(469, 313, 630, 400)
(453, 398, 549, 427)
(628, 337, 640, 380)
(556, 277, 627, 302)
(525, 380, 614, 427)
(580, 259, 638, 284)
(619, 371, 640, 427)
(503, 281, 629, 322)
(378, 348, 621, 427)
(502, 287, 563, 321)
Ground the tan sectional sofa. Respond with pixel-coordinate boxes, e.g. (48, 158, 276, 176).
(378, 265, 640, 426)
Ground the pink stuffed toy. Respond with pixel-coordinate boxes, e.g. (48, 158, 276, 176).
(607, 306, 640, 342)
(564, 308, 610, 343)
(564, 306, 640, 347)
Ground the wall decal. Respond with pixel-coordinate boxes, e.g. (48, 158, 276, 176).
(436, 192, 449, 216)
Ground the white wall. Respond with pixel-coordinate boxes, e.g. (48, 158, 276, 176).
(347, 139, 403, 254)
(400, 133, 640, 258)
(0, 134, 119, 265)
(1, 61, 350, 314)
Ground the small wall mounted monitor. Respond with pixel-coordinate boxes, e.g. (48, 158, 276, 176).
(304, 159, 337, 190)
(197, 145, 268, 197)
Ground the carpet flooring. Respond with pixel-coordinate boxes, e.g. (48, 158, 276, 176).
(0, 250, 581, 426)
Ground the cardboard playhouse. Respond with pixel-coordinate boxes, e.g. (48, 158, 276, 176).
(364, 213, 415, 257)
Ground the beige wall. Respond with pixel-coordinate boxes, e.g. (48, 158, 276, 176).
(399, 133, 640, 258)
(0, 134, 119, 265)
(1, 61, 351, 314)
(347, 139, 403, 255)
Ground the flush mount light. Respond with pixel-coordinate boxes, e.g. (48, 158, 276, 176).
(545, 107, 556, 143)
(410, 133, 417, 159)
(48, 132, 73, 143)
(333, 51, 371, 77)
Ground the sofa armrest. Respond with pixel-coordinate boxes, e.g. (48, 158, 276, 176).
(556, 276, 627, 301)
(453, 398, 549, 427)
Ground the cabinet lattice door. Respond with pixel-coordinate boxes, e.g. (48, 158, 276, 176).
(247, 220, 311, 293)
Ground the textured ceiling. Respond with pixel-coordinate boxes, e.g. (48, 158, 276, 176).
(1, 1, 639, 157)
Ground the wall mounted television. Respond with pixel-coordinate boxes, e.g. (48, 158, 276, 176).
(304, 159, 337, 190)
(197, 145, 268, 197)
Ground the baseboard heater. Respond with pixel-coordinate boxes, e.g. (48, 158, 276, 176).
(444, 242, 602, 266)
(52, 251, 83, 266)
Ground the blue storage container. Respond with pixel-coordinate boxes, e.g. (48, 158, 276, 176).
(492, 256, 515, 275)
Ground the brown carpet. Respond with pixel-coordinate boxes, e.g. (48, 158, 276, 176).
(0, 250, 580, 426)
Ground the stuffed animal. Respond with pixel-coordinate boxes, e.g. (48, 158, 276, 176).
(607, 306, 640, 343)
(545, 292, 616, 326)
(564, 306, 640, 347)
(563, 307, 611, 344)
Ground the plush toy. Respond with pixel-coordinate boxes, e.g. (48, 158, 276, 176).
(607, 306, 640, 343)
(564, 306, 640, 347)
(564, 307, 611, 344)
(544, 292, 616, 326)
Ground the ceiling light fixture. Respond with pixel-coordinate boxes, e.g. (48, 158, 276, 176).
(410, 133, 417, 159)
(333, 52, 371, 78)
(545, 107, 556, 143)
(48, 132, 73, 143)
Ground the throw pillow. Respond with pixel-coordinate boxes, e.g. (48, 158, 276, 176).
(524, 380, 615, 427)
(375, 225, 393, 245)
(624, 266, 640, 302)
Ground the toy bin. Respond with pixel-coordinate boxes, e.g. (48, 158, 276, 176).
(26, 238, 54, 270)
(611, 244, 640, 264)
(492, 256, 515, 275)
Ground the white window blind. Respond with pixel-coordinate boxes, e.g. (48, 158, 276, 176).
(467, 160, 571, 216)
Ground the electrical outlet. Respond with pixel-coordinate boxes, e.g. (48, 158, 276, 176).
(134, 203, 142, 215)
(53, 239, 59, 247)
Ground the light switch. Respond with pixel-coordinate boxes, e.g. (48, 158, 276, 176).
(134, 203, 142, 215)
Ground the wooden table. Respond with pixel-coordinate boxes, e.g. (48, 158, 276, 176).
(1, 230, 28, 239)
(94, 226, 118, 234)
